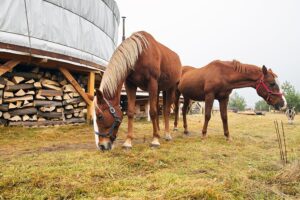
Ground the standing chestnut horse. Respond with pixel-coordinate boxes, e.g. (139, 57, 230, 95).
(174, 60, 287, 140)
(93, 31, 181, 150)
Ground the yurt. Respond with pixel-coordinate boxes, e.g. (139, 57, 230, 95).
(0, 0, 120, 126)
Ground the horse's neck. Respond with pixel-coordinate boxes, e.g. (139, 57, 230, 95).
(229, 65, 262, 89)
(105, 82, 123, 104)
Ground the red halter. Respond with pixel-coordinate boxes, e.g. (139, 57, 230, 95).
(256, 76, 283, 101)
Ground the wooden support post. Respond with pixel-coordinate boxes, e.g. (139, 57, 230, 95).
(87, 72, 95, 123)
(0, 60, 20, 76)
(59, 67, 92, 106)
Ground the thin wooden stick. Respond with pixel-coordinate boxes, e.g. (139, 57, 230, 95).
(277, 120, 285, 164)
(274, 120, 284, 163)
(278, 121, 286, 164)
(274, 121, 282, 161)
(281, 121, 288, 164)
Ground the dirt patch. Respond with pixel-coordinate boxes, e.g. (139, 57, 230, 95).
(0, 142, 95, 159)
(0, 137, 152, 159)
(38, 142, 95, 152)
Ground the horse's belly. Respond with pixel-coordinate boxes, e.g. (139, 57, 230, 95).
(179, 82, 205, 101)
(127, 71, 178, 92)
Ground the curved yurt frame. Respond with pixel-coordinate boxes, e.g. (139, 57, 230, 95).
(0, 0, 120, 126)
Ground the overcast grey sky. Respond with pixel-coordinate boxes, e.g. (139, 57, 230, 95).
(116, 0, 300, 107)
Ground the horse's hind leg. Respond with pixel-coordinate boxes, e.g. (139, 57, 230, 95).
(122, 81, 137, 149)
(219, 97, 230, 140)
(182, 97, 190, 135)
(148, 78, 160, 147)
(173, 89, 181, 131)
(163, 87, 176, 141)
(202, 94, 214, 138)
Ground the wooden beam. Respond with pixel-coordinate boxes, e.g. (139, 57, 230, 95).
(59, 67, 91, 105)
(87, 72, 95, 123)
(0, 60, 20, 76)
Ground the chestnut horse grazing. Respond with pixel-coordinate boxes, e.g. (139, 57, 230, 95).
(94, 31, 181, 150)
(174, 60, 287, 140)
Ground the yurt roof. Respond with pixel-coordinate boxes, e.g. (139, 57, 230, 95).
(0, 0, 120, 71)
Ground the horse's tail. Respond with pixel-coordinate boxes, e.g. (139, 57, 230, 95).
(100, 32, 149, 97)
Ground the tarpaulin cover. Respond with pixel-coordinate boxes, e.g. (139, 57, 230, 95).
(0, 0, 120, 69)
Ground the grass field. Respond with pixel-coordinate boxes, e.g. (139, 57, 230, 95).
(0, 112, 299, 199)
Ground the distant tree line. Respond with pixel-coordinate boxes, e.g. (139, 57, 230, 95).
(255, 100, 269, 111)
(228, 92, 247, 111)
(281, 81, 300, 112)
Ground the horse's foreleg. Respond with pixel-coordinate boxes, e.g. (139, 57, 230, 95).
(163, 88, 176, 141)
(173, 89, 181, 131)
(123, 82, 137, 149)
(157, 91, 161, 131)
(202, 94, 214, 138)
(182, 97, 190, 135)
(219, 97, 230, 140)
(148, 79, 160, 147)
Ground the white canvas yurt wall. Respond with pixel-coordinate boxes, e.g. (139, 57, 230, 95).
(0, 0, 120, 70)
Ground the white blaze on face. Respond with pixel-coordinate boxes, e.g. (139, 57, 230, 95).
(275, 78, 287, 110)
(93, 99, 100, 149)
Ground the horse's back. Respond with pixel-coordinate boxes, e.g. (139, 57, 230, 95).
(157, 42, 182, 88)
(178, 61, 231, 100)
(128, 31, 182, 91)
(182, 66, 196, 75)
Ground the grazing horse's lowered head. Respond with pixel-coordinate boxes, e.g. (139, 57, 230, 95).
(93, 89, 123, 151)
(255, 65, 287, 110)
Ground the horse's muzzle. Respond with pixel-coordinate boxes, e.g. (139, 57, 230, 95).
(98, 141, 112, 151)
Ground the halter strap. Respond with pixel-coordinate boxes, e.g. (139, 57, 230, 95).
(256, 75, 283, 101)
(93, 97, 121, 141)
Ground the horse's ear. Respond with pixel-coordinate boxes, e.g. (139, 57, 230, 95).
(262, 65, 268, 75)
(95, 89, 105, 104)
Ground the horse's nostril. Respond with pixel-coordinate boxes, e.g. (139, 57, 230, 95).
(99, 144, 105, 150)
(98, 143, 112, 151)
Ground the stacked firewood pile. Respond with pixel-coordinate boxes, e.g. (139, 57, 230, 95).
(0, 66, 87, 126)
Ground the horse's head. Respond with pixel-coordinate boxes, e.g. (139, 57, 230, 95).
(93, 89, 123, 151)
(256, 65, 287, 110)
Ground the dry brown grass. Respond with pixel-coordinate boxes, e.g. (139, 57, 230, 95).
(0, 112, 299, 199)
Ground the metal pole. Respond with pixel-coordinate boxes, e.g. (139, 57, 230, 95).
(122, 16, 126, 41)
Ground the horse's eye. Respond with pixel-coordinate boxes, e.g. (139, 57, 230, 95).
(98, 115, 103, 120)
(270, 82, 276, 87)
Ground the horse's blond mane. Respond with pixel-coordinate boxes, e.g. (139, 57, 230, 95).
(100, 32, 149, 97)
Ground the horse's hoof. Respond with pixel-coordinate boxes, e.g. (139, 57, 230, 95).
(226, 137, 232, 142)
(201, 135, 207, 140)
(150, 138, 160, 147)
(122, 141, 132, 149)
(173, 127, 178, 132)
(184, 131, 190, 136)
(165, 134, 172, 141)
